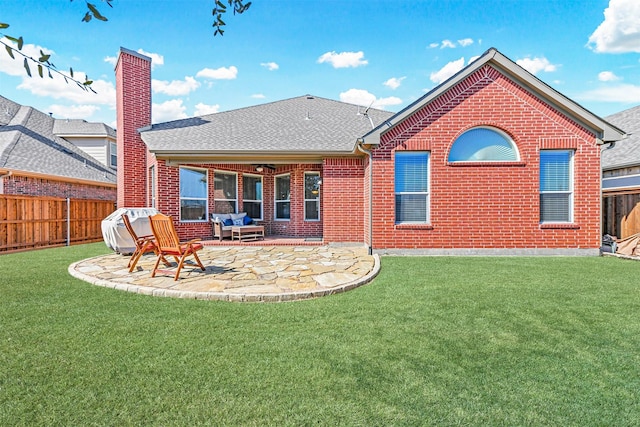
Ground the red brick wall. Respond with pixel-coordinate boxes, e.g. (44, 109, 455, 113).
(322, 158, 366, 243)
(371, 65, 600, 250)
(3, 175, 116, 200)
(116, 49, 151, 208)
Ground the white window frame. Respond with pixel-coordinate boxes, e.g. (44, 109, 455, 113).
(109, 141, 117, 168)
(274, 173, 291, 221)
(179, 166, 208, 222)
(540, 150, 574, 223)
(395, 151, 430, 224)
(214, 171, 238, 214)
(242, 173, 263, 221)
(149, 165, 156, 209)
(448, 126, 519, 162)
(304, 172, 321, 221)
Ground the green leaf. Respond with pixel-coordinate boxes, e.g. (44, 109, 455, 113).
(0, 22, 9, 29)
(23, 58, 31, 77)
(5, 45, 14, 59)
(88, 3, 108, 21)
(37, 64, 43, 78)
(82, 12, 92, 22)
(17, 36, 23, 50)
(39, 50, 50, 63)
(48, 68, 53, 79)
(69, 67, 74, 78)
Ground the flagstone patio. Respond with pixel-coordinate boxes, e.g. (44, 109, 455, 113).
(69, 244, 379, 302)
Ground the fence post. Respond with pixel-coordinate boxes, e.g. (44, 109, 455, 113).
(66, 197, 70, 246)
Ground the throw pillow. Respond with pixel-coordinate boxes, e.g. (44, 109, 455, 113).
(233, 218, 244, 226)
(223, 218, 233, 226)
(243, 215, 253, 225)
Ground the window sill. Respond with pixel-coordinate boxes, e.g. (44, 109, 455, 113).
(395, 223, 434, 230)
(447, 161, 526, 167)
(540, 223, 580, 230)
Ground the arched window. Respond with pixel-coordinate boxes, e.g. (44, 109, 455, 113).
(448, 127, 518, 162)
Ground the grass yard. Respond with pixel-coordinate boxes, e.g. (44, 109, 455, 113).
(1, 243, 639, 426)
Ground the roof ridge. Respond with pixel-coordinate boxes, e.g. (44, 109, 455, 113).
(0, 106, 33, 167)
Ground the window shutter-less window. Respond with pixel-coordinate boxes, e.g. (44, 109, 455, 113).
(540, 150, 572, 222)
(395, 152, 429, 223)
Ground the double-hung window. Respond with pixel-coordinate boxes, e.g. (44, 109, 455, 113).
(395, 152, 429, 223)
(275, 174, 290, 220)
(540, 150, 573, 223)
(214, 171, 237, 214)
(109, 141, 117, 168)
(304, 172, 321, 221)
(243, 174, 263, 220)
(179, 167, 207, 221)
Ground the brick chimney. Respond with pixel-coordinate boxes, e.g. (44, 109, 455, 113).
(115, 47, 152, 208)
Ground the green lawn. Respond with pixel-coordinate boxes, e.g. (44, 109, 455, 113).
(1, 243, 639, 426)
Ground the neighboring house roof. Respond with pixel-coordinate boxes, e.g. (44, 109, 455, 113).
(0, 95, 116, 185)
(140, 95, 395, 160)
(601, 105, 640, 171)
(53, 119, 116, 139)
(361, 47, 626, 146)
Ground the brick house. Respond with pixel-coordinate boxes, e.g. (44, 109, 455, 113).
(0, 95, 116, 200)
(116, 47, 624, 255)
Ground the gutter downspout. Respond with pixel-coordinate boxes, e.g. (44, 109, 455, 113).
(0, 171, 13, 194)
(356, 140, 373, 256)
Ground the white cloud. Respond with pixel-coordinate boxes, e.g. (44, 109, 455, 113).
(339, 88, 402, 109)
(260, 62, 279, 71)
(588, 0, 640, 53)
(429, 39, 475, 49)
(515, 56, 558, 75)
(251, 94, 266, 99)
(578, 83, 640, 103)
(152, 76, 200, 96)
(194, 102, 220, 116)
(17, 71, 115, 106)
(0, 41, 114, 111)
(441, 39, 456, 49)
(598, 71, 622, 81)
(137, 49, 164, 69)
(0, 38, 53, 76)
(317, 51, 368, 68)
(430, 57, 465, 84)
(48, 104, 101, 119)
(152, 99, 187, 123)
(468, 55, 481, 64)
(196, 66, 238, 80)
(383, 76, 406, 90)
(104, 55, 117, 67)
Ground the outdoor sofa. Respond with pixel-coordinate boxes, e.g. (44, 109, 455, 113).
(210, 212, 255, 241)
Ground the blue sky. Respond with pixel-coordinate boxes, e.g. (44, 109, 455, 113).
(1, 0, 639, 128)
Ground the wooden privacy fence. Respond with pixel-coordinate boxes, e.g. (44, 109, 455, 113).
(0, 195, 115, 253)
(602, 192, 640, 240)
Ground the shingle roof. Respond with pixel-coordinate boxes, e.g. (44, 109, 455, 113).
(0, 95, 116, 184)
(601, 105, 640, 171)
(53, 119, 116, 138)
(140, 95, 395, 155)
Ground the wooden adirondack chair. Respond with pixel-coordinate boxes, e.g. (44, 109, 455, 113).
(122, 213, 171, 273)
(148, 213, 206, 280)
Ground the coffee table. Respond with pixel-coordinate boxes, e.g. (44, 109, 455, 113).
(231, 225, 265, 241)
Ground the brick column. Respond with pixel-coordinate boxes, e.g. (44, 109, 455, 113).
(115, 47, 152, 208)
